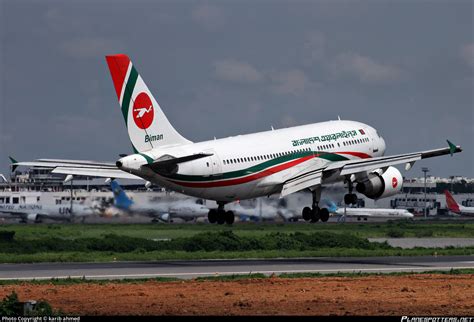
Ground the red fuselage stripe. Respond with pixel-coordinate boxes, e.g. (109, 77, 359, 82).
(169, 155, 315, 188)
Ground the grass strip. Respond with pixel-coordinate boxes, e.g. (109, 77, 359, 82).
(0, 269, 472, 286)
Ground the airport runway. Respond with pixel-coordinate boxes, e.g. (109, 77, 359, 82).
(0, 256, 473, 280)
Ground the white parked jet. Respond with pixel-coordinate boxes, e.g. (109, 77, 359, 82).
(109, 180, 209, 222)
(325, 200, 414, 222)
(11, 54, 462, 225)
(0, 203, 95, 223)
(444, 190, 474, 216)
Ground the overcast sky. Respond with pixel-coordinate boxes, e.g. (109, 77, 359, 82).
(0, 0, 473, 179)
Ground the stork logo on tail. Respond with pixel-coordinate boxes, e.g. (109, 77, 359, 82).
(133, 92, 154, 129)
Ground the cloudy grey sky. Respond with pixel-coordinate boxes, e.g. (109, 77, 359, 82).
(0, 0, 473, 178)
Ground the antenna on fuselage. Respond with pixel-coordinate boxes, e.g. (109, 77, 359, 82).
(271, 125, 275, 131)
(337, 116, 341, 121)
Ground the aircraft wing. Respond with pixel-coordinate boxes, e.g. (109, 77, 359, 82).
(11, 158, 143, 180)
(280, 141, 462, 197)
(52, 167, 141, 180)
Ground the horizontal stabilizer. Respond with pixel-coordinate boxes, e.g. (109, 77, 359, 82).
(144, 153, 212, 173)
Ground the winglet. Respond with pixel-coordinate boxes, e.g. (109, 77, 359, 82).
(8, 156, 18, 172)
(447, 140, 456, 157)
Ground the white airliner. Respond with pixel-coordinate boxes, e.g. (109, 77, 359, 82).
(324, 200, 414, 222)
(0, 203, 95, 223)
(11, 54, 462, 225)
(109, 180, 209, 222)
(444, 190, 474, 216)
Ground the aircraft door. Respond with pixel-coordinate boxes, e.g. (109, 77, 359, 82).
(204, 149, 222, 176)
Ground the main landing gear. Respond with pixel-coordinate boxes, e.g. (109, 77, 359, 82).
(344, 180, 358, 205)
(302, 187, 330, 223)
(208, 202, 235, 225)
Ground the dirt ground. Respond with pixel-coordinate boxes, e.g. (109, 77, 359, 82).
(1, 274, 473, 315)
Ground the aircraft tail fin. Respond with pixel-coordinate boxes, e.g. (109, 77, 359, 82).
(110, 180, 134, 210)
(9, 156, 18, 172)
(444, 190, 461, 213)
(323, 199, 338, 213)
(105, 54, 191, 153)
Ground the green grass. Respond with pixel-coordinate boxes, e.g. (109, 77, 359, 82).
(0, 221, 472, 263)
(0, 269, 472, 286)
(1, 220, 474, 240)
(0, 247, 472, 263)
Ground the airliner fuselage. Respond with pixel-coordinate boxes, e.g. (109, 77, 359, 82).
(118, 120, 386, 201)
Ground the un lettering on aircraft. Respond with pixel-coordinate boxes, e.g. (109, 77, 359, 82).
(59, 207, 72, 215)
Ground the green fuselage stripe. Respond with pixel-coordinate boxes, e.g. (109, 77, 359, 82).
(139, 153, 154, 164)
(163, 151, 349, 183)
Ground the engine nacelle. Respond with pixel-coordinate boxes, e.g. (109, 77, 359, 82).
(355, 166, 403, 199)
(26, 213, 39, 222)
(159, 213, 170, 222)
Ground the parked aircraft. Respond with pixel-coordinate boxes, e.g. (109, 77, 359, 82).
(0, 203, 95, 223)
(324, 200, 413, 222)
(11, 54, 462, 225)
(444, 190, 474, 216)
(109, 180, 209, 222)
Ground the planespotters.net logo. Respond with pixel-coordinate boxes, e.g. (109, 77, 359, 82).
(401, 317, 473, 322)
(133, 92, 154, 129)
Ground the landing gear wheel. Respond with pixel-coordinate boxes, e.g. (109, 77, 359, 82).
(225, 211, 235, 225)
(302, 207, 312, 222)
(208, 209, 217, 224)
(344, 193, 358, 205)
(351, 194, 358, 205)
(216, 210, 226, 225)
(320, 208, 329, 222)
(310, 207, 320, 223)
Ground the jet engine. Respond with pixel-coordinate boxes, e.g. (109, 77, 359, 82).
(355, 166, 403, 199)
(159, 213, 170, 222)
(26, 214, 39, 222)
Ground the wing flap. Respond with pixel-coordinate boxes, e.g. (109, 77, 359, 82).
(281, 169, 323, 198)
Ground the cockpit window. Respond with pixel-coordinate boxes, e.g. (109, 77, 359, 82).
(376, 131, 381, 138)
